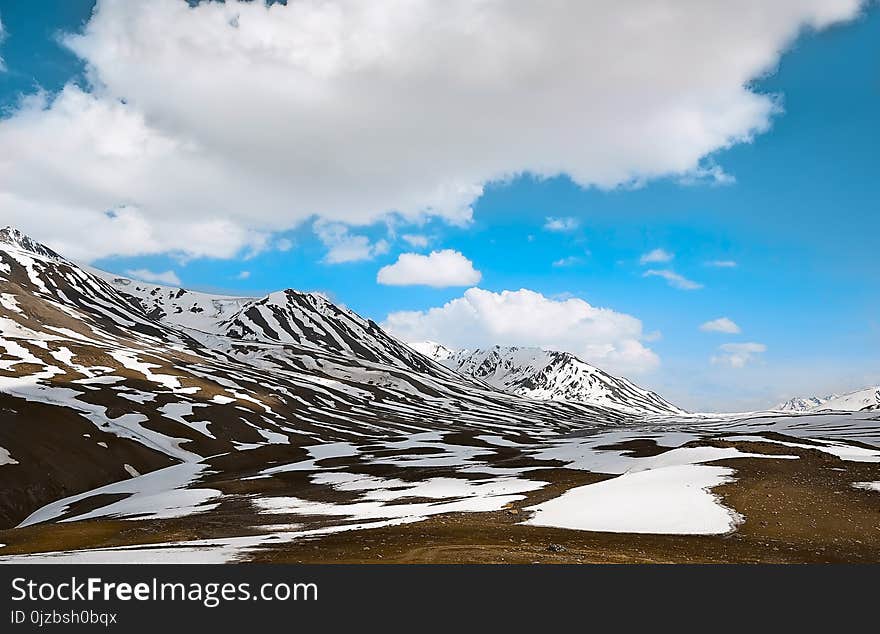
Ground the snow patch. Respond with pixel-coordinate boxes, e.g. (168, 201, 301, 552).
(852, 481, 880, 493)
(524, 465, 741, 535)
(18, 462, 221, 527)
(0, 446, 19, 466)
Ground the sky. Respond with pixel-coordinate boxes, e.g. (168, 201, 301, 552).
(0, 0, 877, 411)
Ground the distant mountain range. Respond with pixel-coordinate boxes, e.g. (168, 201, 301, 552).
(777, 387, 880, 412)
(410, 342, 685, 415)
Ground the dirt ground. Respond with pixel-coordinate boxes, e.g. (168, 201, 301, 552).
(1, 436, 878, 563)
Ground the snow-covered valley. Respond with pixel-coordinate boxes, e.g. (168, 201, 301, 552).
(1, 226, 879, 563)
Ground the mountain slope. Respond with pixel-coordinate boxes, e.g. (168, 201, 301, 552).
(96, 270, 440, 372)
(777, 387, 880, 412)
(409, 340, 455, 361)
(776, 395, 837, 412)
(5, 228, 879, 565)
(0, 227, 645, 528)
(411, 342, 685, 415)
(814, 387, 880, 412)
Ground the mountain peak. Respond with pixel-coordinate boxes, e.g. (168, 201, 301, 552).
(0, 226, 62, 260)
(776, 394, 837, 412)
(775, 385, 880, 413)
(416, 342, 685, 415)
(409, 341, 456, 361)
(778, 386, 880, 412)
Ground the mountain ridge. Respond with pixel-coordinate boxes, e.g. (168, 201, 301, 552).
(0, 227, 649, 528)
(94, 269, 441, 372)
(777, 386, 880, 413)
(411, 341, 685, 415)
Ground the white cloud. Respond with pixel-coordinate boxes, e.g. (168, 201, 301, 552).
(700, 317, 741, 334)
(640, 248, 674, 264)
(0, 0, 864, 260)
(706, 260, 738, 268)
(275, 237, 294, 252)
(552, 255, 583, 268)
(544, 217, 579, 232)
(382, 287, 659, 375)
(678, 162, 736, 186)
(377, 250, 481, 287)
(712, 342, 767, 368)
(314, 220, 389, 264)
(235, 270, 251, 280)
(643, 269, 703, 290)
(401, 234, 429, 248)
(124, 268, 181, 286)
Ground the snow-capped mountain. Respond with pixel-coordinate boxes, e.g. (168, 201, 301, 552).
(95, 271, 438, 371)
(776, 395, 838, 412)
(408, 340, 455, 361)
(4, 227, 878, 564)
(813, 387, 880, 412)
(0, 227, 62, 260)
(410, 342, 685, 415)
(0, 227, 649, 529)
(777, 387, 880, 412)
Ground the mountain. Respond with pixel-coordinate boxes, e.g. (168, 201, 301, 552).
(814, 387, 880, 412)
(408, 340, 455, 361)
(94, 270, 439, 371)
(776, 395, 838, 412)
(777, 387, 880, 412)
(410, 342, 685, 415)
(0, 227, 649, 529)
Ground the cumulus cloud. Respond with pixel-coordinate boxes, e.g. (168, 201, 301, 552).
(234, 270, 251, 280)
(640, 248, 674, 264)
(643, 269, 703, 290)
(712, 342, 767, 368)
(0, 0, 865, 260)
(382, 287, 660, 375)
(314, 221, 389, 264)
(706, 260, 738, 268)
(700, 317, 741, 334)
(544, 217, 580, 232)
(377, 250, 481, 287)
(124, 268, 181, 286)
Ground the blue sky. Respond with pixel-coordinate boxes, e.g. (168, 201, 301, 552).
(0, 1, 877, 411)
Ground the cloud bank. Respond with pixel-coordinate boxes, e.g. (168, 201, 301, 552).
(382, 287, 660, 375)
(0, 0, 865, 260)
